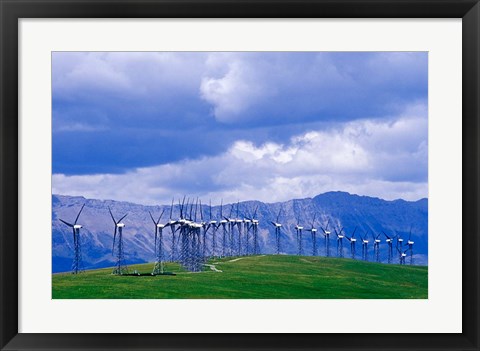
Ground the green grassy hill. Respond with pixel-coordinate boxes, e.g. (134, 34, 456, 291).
(52, 255, 428, 299)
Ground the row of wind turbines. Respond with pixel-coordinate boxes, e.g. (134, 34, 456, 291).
(58, 199, 416, 275)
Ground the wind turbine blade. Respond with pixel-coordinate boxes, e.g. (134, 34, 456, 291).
(270, 221, 276, 226)
(74, 203, 85, 225)
(194, 198, 199, 222)
(59, 219, 74, 227)
(118, 213, 128, 223)
(253, 205, 258, 218)
(409, 225, 412, 241)
(149, 211, 156, 225)
(72, 228, 76, 244)
(158, 208, 165, 223)
(112, 226, 117, 255)
(382, 231, 390, 239)
(170, 198, 174, 219)
(352, 226, 357, 237)
(220, 199, 223, 218)
(209, 199, 212, 220)
(312, 213, 317, 226)
(108, 207, 116, 224)
(325, 218, 330, 231)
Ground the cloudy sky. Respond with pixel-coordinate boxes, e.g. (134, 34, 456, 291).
(52, 52, 428, 205)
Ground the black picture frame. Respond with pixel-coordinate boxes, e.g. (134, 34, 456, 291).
(1, 1, 479, 350)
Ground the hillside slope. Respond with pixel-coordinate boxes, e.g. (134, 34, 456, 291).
(52, 255, 428, 299)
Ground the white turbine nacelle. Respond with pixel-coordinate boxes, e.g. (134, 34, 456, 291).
(338, 235, 344, 239)
(236, 219, 243, 224)
(401, 252, 407, 257)
(398, 238, 404, 242)
(311, 228, 317, 233)
(295, 225, 303, 230)
(74, 224, 82, 229)
(209, 220, 217, 225)
(220, 219, 228, 224)
(191, 223, 202, 229)
(252, 219, 259, 224)
(386, 238, 392, 243)
(243, 219, 251, 223)
(325, 231, 331, 235)
(351, 238, 357, 242)
(273, 223, 282, 228)
(117, 223, 125, 228)
(363, 240, 369, 244)
(408, 240, 414, 245)
(156, 224, 165, 229)
(168, 220, 176, 225)
(375, 239, 381, 243)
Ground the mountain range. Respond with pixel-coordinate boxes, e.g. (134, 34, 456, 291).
(52, 191, 428, 273)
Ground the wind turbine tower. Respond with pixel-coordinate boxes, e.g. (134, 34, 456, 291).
(218, 201, 228, 257)
(382, 231, 395, 264)
(344, 226, 357, 260)
(372, 231, 382, 263)
(109, 207, 129, 275)
(168, 198, 178, 262)
(294, 215, 304, 256)
(270, 207, 283, 254)
(321, 219, 332, 257)
(360, 231, 369, 261)
(208, 200, 218, 258)
(305, 214, 318, 256)
(397, 244, 409, 265)
(406, 227, 415, 265)
(251, 205, 260, 255)
(59, 203, 85, 274)
(235, 202, 244, 256)
(335, 227, 345, 258)
(149, 209, 166, 275)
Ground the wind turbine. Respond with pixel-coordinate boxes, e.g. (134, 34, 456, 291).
(59, 203, 85, 274)
(383, 231, 396, 264)
(218, 200, 228, 257)
(372, 231, 382, 263)
(270, 206, 283, 254)
(167, 197, 179, 262)
(199, 200, 210, 260)
(335, 227, 345, 258)
(396, 231, 404, 249)
(294, 214, 304, 256)
(149, 208, 165, 275)
(344, 226, 357, 260)
(359, 230, 370, 261)
(405, 226, 415, 265)
(109, 207, 129, 275)
(397, 244, 409, 265)
(235, 201, 243, 256)
(223, 203, 237, 256)
(305, 214, 318, 256)
(207, 200, 218, 258)
(250, 205, 260, 255)
(321, 219, 332, 257)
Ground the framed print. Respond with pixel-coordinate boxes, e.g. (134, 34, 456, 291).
(1, 0, 479, 350)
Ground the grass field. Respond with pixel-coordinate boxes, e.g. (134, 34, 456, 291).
(52, 255, 428, 299)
